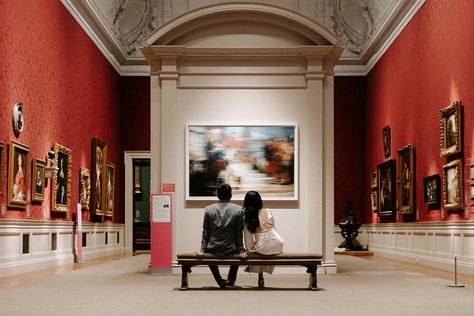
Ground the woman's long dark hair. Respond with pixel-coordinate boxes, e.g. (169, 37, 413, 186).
(243, 191, 263, 233)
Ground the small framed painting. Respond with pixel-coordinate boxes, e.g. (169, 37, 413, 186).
(377, 159, 396, 216)
(52, 143, 72, 212)
(423, 174, 440, 205)
(371, 191, 378, 212)
(382, 126, 391, 158)
(442, 159, 464, 211)
(7, 140, 29, 209)
(397, 144, 415, 214)
(440, 101, 462, 157)
(371, 171, 377, 189)
(79, 168, 91, 210)
(105, 162, 115, 217)
(91, 138, 107, 216)
(32, 158, 46, 203)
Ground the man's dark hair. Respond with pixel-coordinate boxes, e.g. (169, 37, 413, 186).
(217, 184, 232, 200)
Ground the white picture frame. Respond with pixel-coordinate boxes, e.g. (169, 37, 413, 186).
(186, 124, 298, 201)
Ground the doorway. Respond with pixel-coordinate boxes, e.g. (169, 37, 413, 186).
(133, 159, 150, 252)
(124, 151, 150, 254)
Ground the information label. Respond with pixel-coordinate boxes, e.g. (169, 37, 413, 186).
(152, 194, 171, 223)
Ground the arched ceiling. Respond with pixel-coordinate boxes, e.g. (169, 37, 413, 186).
(61, 0, 425, 75)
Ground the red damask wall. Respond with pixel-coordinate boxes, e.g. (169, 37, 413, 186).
(0, 1, 122, 222)
(366, 0, 474, 223)
(334, 76, 367, 223)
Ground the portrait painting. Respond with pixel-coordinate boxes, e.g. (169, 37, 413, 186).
(377, 159, 396, 216)
(52, 143, 72, 212)
(442, 159, 464, 211)
(423, 174, 440, 205)
(186, 125, 297, 200)
(7, 140, 29, 209)
(371, 191, 378, 212)
(470, 184, 474, 202)
(470, 164, 474, 180)
(91, 138, 107, 216)
(32, 158, 46, 203)
(105, 163, 115, 217)
(382, 126, 391, 158)
(440, 101, 461, 157)
(397, 144, 415, 214)
(79, 168, 91, 210)
(371, 171, 377, 189)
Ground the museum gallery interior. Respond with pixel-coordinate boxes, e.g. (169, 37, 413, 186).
(0, 0, 474, 288)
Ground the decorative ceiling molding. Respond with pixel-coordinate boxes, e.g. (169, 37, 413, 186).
(61, 0, 426, 76)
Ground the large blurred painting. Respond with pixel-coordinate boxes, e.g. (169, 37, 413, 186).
(186, 125, 298, 200)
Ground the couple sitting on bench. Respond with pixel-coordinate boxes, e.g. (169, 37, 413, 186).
(195, 184, 285, 288)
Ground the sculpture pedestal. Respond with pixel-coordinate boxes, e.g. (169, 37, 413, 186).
(338, 223, 362, 251)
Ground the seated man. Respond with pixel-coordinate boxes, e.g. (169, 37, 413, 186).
(196, 184, 247, 288)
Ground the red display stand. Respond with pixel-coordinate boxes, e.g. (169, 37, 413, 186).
(150, 194, 172, 273)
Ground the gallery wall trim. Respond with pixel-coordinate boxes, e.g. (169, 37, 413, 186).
(0, 219, 124, 277)
(356, 221, 474, 275)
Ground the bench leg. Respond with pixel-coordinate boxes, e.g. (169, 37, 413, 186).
(306, 265, 318, 290)
(180, 265, 192, 290)
(258, 273, 265, 288)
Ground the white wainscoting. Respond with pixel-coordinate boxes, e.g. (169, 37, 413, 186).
(334, 222, 474, 275)
(0, 219, 125, 278)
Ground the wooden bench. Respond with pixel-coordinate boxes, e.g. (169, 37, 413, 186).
(177, 252, 323, 290)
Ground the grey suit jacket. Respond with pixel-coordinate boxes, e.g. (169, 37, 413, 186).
(200, 200, 245, 256)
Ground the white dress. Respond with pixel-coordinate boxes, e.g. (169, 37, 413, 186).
(244, 208, 284, 274)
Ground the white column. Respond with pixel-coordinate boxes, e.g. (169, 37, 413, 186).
(322, 72, 336, 273)
(305, 65, 325, 256)
(160, 63, 179, 258)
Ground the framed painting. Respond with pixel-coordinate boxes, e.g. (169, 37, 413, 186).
(371, 171, 377, 189)
(442, 159, 464, 211)
(471, 184, 474, 202)
(52, 143, 72, 212)
(186, 124, 298, 200)
(470, 163, 474, 180)
(371, 191, 378, 212)
(91, 138, 107, 216)
(377, 159, 396, 216)
(423, 174, 440, 205)
(105, 162, 115, 217)
(79, 168, 91, 210)
(7, 140, 29, 209)
(397, 144, 415, 214)
(440, 101, 461, 157)
(382, 126, 391, 158)
(32, 158, 46, 203)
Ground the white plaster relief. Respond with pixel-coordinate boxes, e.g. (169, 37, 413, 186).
(86, 0, 400, 58)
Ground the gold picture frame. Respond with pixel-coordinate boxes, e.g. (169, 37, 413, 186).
(32, 158, 46, 203)
(442, 159, 464, 211)
(79, 168, 91, 210)
(397, 144, 415, 214)
(7, 140, 29, 209)
(52, 143, 72, 212)
(105, 162, 115, 217)
(377, 159, 396, 216)
(371, 171, 377, 189)
(382, 125, 391, 158)
(91, 138, 107, 216)
(440, 101, 462, 157)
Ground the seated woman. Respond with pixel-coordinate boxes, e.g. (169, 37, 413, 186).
(243, 191, 284, 274)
